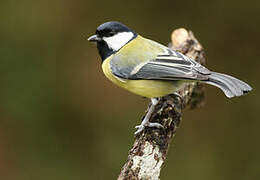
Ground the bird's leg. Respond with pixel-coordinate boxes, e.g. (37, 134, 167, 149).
(134, 98, 163, 135)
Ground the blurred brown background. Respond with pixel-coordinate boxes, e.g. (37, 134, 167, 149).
(0, 0, 259, 179)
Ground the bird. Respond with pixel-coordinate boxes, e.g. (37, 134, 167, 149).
(88, 21, 252, 134)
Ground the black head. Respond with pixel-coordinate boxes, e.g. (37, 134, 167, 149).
(88, 21, 137, 61)
(95, 21, 135, 38)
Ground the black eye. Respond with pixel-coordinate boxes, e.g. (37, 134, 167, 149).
(95, 29, 116, 37)
(96, 30, 101, 35)
(108, 31, 115, 36)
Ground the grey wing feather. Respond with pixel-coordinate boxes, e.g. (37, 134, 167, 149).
(109, 46, 252, 98)
(127, 49, 211, 81)
(110, 55, 137, 79)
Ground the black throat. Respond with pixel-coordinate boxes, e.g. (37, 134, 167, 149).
(96, 40, 115, 61)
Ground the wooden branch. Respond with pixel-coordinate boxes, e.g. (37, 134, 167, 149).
(118, 28, 206, 180)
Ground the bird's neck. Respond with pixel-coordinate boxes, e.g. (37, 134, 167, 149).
(97, 41, 115, 61)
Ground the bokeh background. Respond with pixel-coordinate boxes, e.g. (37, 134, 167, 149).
(1, 0, 259, 179)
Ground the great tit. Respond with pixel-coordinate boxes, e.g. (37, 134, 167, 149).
(88, 21, 252, 134)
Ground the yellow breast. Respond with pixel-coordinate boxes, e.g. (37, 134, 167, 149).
(101, 35, 185, 98)
(102, 57, 179, 98)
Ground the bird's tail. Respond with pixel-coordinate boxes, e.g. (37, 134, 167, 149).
(205, 72, 252, 98)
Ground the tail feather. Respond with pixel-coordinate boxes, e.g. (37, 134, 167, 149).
(205, 72, 252, 98)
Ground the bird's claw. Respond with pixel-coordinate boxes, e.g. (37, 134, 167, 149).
(147, 122, 163, 128)
(134, 125, 145, 135)
(134, 122, 163, 135)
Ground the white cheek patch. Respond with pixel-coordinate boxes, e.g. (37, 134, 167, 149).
(103, 32, 134, 51)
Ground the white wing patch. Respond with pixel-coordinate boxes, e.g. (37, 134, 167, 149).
(130, 61, 148, 75)
(103, 32, 134, 51)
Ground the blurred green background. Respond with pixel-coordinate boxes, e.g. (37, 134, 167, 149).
(0, 0, 259, 179)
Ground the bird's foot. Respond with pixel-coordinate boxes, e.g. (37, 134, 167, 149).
(134, 97, 163, 135)
(134, 122, 163, 135)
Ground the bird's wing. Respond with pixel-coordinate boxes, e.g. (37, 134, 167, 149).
(111, 47, 211, 81)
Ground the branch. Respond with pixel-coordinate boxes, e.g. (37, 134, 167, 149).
(118, 28, 206, 180)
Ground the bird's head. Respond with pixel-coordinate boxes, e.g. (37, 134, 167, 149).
(88, 21, 137, 61)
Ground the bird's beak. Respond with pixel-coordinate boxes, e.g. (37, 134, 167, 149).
(87, 34, 100, 42)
